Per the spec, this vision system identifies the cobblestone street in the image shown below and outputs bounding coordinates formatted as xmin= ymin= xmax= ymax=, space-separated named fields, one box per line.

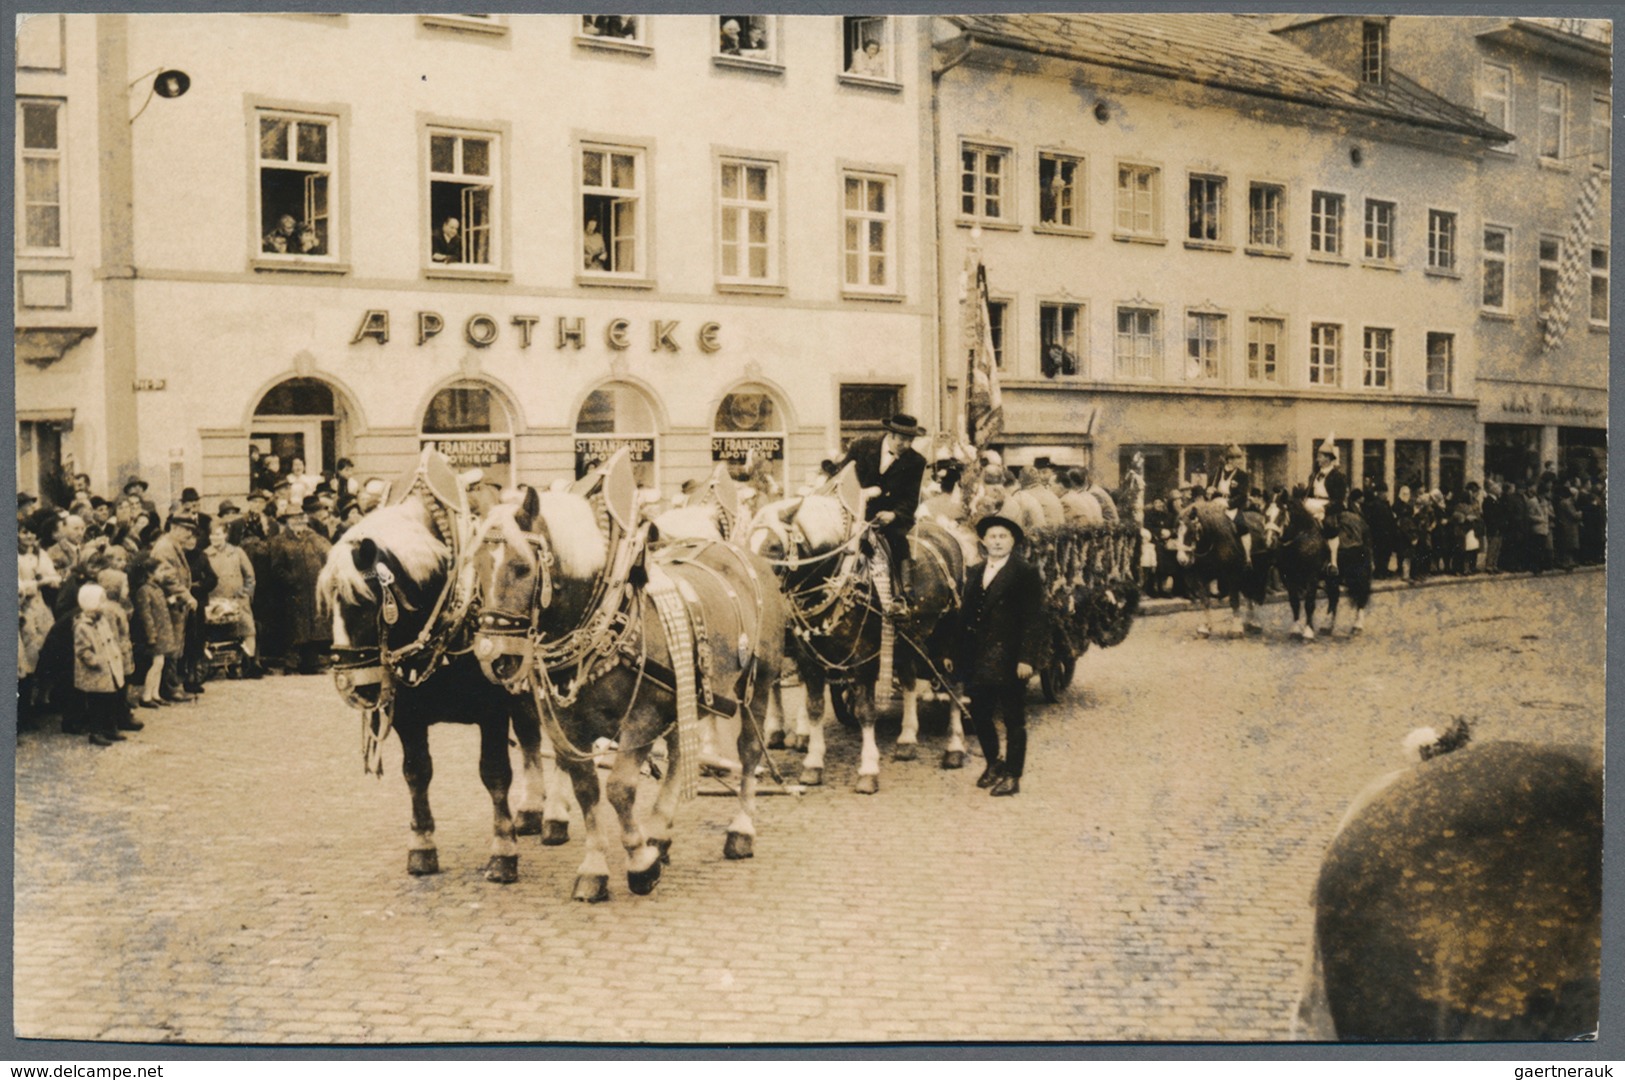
xmin=13 ymin=570 xmax=1605 ymax=1046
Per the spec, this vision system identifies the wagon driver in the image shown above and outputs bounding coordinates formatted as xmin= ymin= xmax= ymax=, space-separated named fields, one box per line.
xmin=837 ymin=412 xmax=928 ymax=616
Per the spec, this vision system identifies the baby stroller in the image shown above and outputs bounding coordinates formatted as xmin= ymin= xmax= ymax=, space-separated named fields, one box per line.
xmin=202 ymin=597 xmax=250 ymax=680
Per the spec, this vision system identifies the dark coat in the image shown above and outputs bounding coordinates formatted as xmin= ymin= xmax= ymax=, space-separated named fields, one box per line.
xmin=267 ymin=528 xmax=333 ymax=647
xmin=841 ymin=434 xmax=926 ymax=529
xmin=1214 ymin=466 xmax=1250 ymax=512
xmin=134 ymin=581 xmax=181 ymax=657
xmin=958 ymin=554 xmax=1046 ymax=686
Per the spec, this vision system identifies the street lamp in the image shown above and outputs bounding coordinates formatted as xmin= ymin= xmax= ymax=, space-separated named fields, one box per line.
xmin=128 ymin=66 xmax=190 ymax=124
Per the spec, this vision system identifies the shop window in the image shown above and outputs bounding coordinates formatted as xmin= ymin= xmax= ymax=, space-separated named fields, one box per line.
xmin=18 ymin=99 xmax=64 ymax=252
xmin=1484 ymin=424 xmax=1541 ymax=487
xmin=579 ymin=16 xmax=642 ymax=44
xmin=1482 ymin=226 xmax=1509 ymax=312
xmin=1539 ymin=77 xmax=1568 ymax=161
xmin=428 ymin=129 xmax=497 ymax=267
xmin=960 ymin=143 xmax=1011 ymax=223
xmin=1184 ymin=311 xmax=1226 ymax=382
xmin=1247 ymin=182 xmax=1285 ymax=251
xmin=842 ymin=16 xmax=893 ymax=81
xmin=1361 ymin=440 xmax=1387 ymax=492
xmin=1439 ymin=441 xmax=1467 ymax=496
xmin=718 ymin=158 xmax=778 ymax=286
xmin=1308 ymin=323 xmax=1341 ymax=387
xmin=1038 ymin=152 xmax=1083 ymax=231
xmin=1360 ymin=21 xmax=1387 ymax=86
xmin=842 ymin=171 xmax=895 ymax=294
xmin=1115 ymin=163 xmax=1160 ymax=239
xmin=716 ymin=15 xmax=777 ymax=64
xmin=581 ymin=143 xmax=645 ymax=277
xmin=1426 ymin=332 xmax=1454 ymax=394
xmin=713 ymin=384 xmax=787 ymax=493
xmin=1039 ymin=302 xmax=1082 ymax=378
xmin=1362 ymin=198 xmax=1395 ymax=263
xmin=258 ymin=110 xmax=335 ymax=259
xmin=1539 ymin=234 xmax=1562 ymax=318
xmin=1427 ymin=210 xmax=1457 ymax=272
xmin=1114 ymin=306 xmax=1159 ymax=379
xmin=1187 ymin=174 xmax=1226 ymax=244
xmin=1309 ymin=191 xmax=1344 ymax=257
xmin=1479 ymin=62 xmax=1513 ymax=146
xmin=1590 ymin=247 xmax=1609 ymax=325
xmin=575 ymin=382 xmax=658 ymax=488
xmin=1246 ymin=317 xmax=1282 ymax=384
xmin=838 ymin=383 xmax=902 ymax=449
xmin=1362 ymin=327 xmax=1392 ymax=389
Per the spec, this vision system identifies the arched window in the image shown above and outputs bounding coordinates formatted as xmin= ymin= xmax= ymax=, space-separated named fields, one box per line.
xmin=712 ymin=383 xmax=787 ymax=494
xmin=420 ymin=379 xmax=514 ymax=487
xmin=250 ymin=377 xmax=351 ymax=491
xmin=574 ymin=381 xmax=658 ymax=488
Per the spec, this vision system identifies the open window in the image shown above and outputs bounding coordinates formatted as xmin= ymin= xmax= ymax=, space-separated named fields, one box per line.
xmin=258 ymin=110 xmax=335 ymax=259
xmin=715 ymin=15 xmax=778 ymax=65
xmin=842 ymin=16 xmax=894 ymax=82
xmin=428 ymin=130 xmax=496 ymax=267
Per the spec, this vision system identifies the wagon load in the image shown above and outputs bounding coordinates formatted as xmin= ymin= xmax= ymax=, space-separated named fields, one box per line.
xmin=1023 ymin=521 xmax=1141 ymax=701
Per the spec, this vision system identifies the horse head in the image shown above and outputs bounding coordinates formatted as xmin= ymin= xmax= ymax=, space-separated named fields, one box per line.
xmin=317 ymin=499 xmax=451 ymax=710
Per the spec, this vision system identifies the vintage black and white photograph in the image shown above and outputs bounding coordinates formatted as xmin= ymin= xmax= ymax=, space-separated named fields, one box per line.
xmin=11 ymin=10 xmax=1611 ymax=1048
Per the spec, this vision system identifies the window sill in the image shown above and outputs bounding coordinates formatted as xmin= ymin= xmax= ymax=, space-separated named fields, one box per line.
xmin=575 ymin=36 xmax=652 ymax=57
xmin=1589 ymin=322 xmax=1610 ymax=333
xmin=1306 ymin=253 xmax=1350 ymax=267
xmin=1244 ymin=245 xmax=1292 ymax=260
xmin=1538 ymin=157 xmax=1571 ymax=173
xmin=425 ymin=266 xmax=513 ymax=284
xmin=419 ymin=15 xmax=507 ymax=36
xmin=576 ymin=273 xmax=656 ymax=290
xmin=838 ymin=73 xmax=902 ymax=93
xmin=956 ymin=218 xmax=1020 ymax=232
xmin=716 ymin=281 xmax=788 ymax=297
xmin=252 ymin=258 xmax=349 ymax=276
xmin=16 ymin=249 xmax=73 ymax=261
xmin=1424 ymin=266 xmax=1462 ymax=280
xmin=1113 ymin=232 xmax=1167 ymax=246
xmin=840 ymin=289 xmax=904 ymax=303
xmin=1033 ymin=225 xmax=1092 ymax=239
xmin=1361 ymin=260 xmax=1402 ymax=272
xmin=713 ymin=55 xmax=785 ymax=75
xmin=1184 ymin=240 xmax=1235 ymax=253
xmin=1479 ymin=310 xmax=1515 ymax=322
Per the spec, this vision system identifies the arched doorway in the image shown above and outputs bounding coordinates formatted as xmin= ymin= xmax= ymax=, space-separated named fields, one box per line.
xmin=250 ymin=377 xmax=352 ymax=491
xmin=574 ymin=381 xmax=658 ymax=488
xmin=712 ymin=382 xmax=787 ymax=493
xmin=419 ymin=379 xmax=515 ymax=487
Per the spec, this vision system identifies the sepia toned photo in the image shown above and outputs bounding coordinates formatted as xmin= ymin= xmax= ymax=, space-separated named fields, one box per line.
xmin=11 ymin=10 xmax=1610 ymax=1049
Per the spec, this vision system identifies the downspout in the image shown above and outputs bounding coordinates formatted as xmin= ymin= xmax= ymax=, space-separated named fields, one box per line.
xmin=930 ymin=31 xmax=976 ymax=437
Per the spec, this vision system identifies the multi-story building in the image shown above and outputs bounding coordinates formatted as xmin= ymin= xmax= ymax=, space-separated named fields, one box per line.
xmin=931 ymin=13 xmax=1512 ymax=498
xmin=15 ymin=13 xmax=936 ymax=506
xmin=1319 ymin=15 xmax=1609 ymax=486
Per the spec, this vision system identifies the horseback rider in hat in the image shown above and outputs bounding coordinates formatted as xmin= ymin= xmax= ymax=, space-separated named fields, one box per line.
xmin=837 ymin=412 xmax=928 ymax=616
xmin=1309 ymin=435 xmax=1348 ymax=571
xmin=1215 ymin=443 xmax=1255 ymax=566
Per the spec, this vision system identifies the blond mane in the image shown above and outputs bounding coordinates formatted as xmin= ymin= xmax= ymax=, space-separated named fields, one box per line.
xmin=317 ymin=500 xmax=449 ymax=611
xmin=479 ymin=492 xmax=608 ymax=580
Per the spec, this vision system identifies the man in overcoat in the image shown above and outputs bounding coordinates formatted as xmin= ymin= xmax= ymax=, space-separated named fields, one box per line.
xmin=266 ymin=504 xmax=332 ymax=675
xmin=956 ymin=514 xmax=1046 ymax=797
xmin=837 ymin=412 xmax=928 ymax=613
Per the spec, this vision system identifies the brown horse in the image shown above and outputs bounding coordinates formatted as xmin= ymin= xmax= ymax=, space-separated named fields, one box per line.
xmin=470 ymin=479 xmax=787 ymax=901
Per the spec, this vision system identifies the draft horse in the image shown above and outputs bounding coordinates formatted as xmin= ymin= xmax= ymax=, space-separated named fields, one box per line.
xmin=470 ymin=460 xmax=787 ymax=902
xmin=1275 ymin=490 xmax=1331 ymax=641
xmin=1175 ymin=502 xmax=1261 ymax=638
xmin=1296 ymin=736 xmax=1601 ymax=1040
xmin=316 ymin=472 xmax=571 ymax=884
xmin=746 ymin=480 xmax=968 ymax=795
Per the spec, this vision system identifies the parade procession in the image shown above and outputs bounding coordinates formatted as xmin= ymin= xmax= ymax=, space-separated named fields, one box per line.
xmin=13 ymin=12 xmax=1608 ymax=1048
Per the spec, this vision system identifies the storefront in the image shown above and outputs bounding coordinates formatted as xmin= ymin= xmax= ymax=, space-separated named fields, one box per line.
xmin=1479 ymin=381 xmax=1608 ymax=486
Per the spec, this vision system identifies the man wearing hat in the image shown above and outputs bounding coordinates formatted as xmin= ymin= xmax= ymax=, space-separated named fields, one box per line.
xmin=1213 ymin=444 xmax=1256 ymax=565
xmin=149 ymin=511 xmax=201 ymax=701
xmin=1309 ymin=435 xmax=1348 ymax=570
xmin=266 ymin=499 xmax=333 ymax=675
xmin=123 ymin=476 xmax=159 ymax=520
xmin=957 ymin=514 xmax=1045 ymax=797
xmin=836 ymin=413 xmax=929 ymax=614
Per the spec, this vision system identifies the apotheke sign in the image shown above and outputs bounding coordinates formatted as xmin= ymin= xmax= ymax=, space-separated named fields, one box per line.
xmin=353 ymin=310 xmax=722 ymax=353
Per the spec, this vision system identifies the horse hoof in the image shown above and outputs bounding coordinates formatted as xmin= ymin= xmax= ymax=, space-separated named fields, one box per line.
xmin=893 ymin=742 xmax=918 ymax=762
xmin=407 ymin=850 xmax=440 ymax=876
xmin=941 ymin=750 xmax=965 ymax=770
xmin=723 ymin=831 xmax=755 ymax=860
xmin=766 ymin=730 xmax=785 ymax=750
xmin=540 ymin=819 xmax=570 ymax=846
xmin=572 ymin=874 xmax=611 ymax=903
xmin=854 ymin=774 xmax=879 ymax=796
xmin=484 ymin=854 xmax=519 ymax=884
xmin=799 ymin=766 xmax=823 ymax=786
xmin=1302 ymin=627 xmax=1316 ymax=641
xmin=514 ymin=810 xmax=543 ymax=836
xmin=626 ymin=856 xmax=663 ymax=896
xmin=653 ymin=837 xmax=673 ymax=865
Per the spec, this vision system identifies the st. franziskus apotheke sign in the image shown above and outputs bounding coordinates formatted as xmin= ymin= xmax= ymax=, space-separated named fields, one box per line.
xmin=351 ymin=309 xmax=723 ymax=353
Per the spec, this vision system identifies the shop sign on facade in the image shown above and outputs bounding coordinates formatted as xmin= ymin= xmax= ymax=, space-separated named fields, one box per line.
xmin=575 ymin=437 xmax=654 ymax=477
xmin=354 ymin=310 xmax=721 ymax=353
xmin=421 ymin=438 xmax=511 ymax=469
xmin=1486 ymin=388 xmax=1607 ymax=424
xmin=711 ymin=435 xmax=784 ymax=463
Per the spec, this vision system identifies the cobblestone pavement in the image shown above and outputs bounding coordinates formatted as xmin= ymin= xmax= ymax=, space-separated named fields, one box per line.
xmin=13 ymin=570 xmax=1605 ymax=1046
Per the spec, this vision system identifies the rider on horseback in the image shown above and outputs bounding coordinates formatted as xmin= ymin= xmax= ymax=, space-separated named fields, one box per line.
xmin=1214 ymin=443 xmax=1255 ymax=566
xmin=1308 ymin=436 xmax=1348 ymax=575
xmin=837 ymin=413 xmax=928 ymax=617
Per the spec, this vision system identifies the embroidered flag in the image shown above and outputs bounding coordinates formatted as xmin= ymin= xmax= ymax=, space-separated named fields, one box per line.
xmin=964 ymin=257 xmax=1005 ymax=452
xmin=1542 ymin=168 xmax=1607 ymax=354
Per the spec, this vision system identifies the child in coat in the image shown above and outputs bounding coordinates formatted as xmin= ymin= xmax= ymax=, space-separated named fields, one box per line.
xmin=73 ymin=583 xmax=127 ymax=747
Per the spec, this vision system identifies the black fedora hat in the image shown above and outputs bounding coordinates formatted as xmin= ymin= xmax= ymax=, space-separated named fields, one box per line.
xmin=882 ymin=413 xmax=926 ymax=437
xmin=974 ymin=513 xmax=1025 ymax=547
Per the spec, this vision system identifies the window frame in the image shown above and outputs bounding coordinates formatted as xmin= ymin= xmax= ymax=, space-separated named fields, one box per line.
xmin=1538 ymin=232 xmax=1563 ymax=320
xmin=1539 ymin=76 xmax=1569 ymax=164
xmin=577 ymin=136 xmax=654 ymax=288
xmin=1589 ymin=246 xmax=1609 ymax=327
xmin=958 ymin=140 xmax=1016 ymax=228
xmin=1425 ymin=331 xmax=1455 ymax=395
xmin=1362 ymin=197 xmax=1398 ymax=266
xmin=1481 ymin=224 xmax=1511 ymax=315
xmin=1037 ymin=299 xmax=1086 ymax=380
xmin=839 ymin=166 xmax=900 ymax=299
xmin=1246 ymin=181 xmax=1288 ymax=255
xmin=840 ymin=16 xmax=899 ymax=87
xmin=1114 ymin=160 xmax=1163 ymax=243
xmin=1035 ymin=149 xmax=1088 ymax=236
xmin=1245 ymin=315 xmax=1285 ymax=385
xmin=1113 ymin=303 xmax=1162 ymax=380
xmin=1308 ymin=321 xmax=1343 ymax=388
xmin=1593 ymin=93 xmax=1612 ymax=172
xmin=1361 ymin=20 xmax=1388 ymax=86
xmin=16 ymin=97 xmax=67 ymax=257
xmin=1183 ymin=309 xmax=1229 ymax=383
xmin=422 ymin=121 xmax=508 ymax=278
xmin=1426 ymin=208 xmax=1458 ymax=274
xmin=1479 ymin=61 xmax=1514 ymax=152
xmin=419 ymin=13 xmax=509 ymax=36
xmin=250 ymin=102 xmax=346 ymax=273
xmin=16 ymin=14 xmax=65 ymax=72
xmin=986 ymin=296 xmax=1011 ymax=370
xmin=576 ymin=16 xmax=651 ymax=57
xmin=1361 ymin=326 xmax=1393 ymax=390
xmin=714 ymin=15 xmax=784 ymax=72
xmin=714 ymin=150 xmax=785 ymax=293
xmin=1185 ymin=172 xmax=1228 ymax=249
xmin=1308 ymin=189 xmax=1346 ymax=261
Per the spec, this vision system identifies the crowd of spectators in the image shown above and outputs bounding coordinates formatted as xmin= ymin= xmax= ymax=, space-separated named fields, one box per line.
xmin=16 ymin=459 xmax=388 ymax=745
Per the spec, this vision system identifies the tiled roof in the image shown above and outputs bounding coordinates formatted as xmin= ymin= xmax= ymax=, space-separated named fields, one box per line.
xmin=946 ymin=13 xmax=1510 ymax=142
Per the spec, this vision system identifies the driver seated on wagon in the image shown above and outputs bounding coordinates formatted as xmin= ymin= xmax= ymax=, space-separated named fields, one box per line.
xmin=835 ymin=412 xmax=929 ymax=618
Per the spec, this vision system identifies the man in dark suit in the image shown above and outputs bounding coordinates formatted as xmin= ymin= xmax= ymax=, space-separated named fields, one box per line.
xmin=839 ymin=412 xmax=928 ymax=613
xmin=1309 ymin=437 xmax=1349 ymax=571
xmin=1214 ymin=443 xmax=1254 ymax=565
xmin=956 ymin=514 xmax=1046 ymax=797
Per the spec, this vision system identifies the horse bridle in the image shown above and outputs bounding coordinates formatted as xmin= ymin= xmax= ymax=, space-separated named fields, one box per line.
xmin=332 ymin=558 xmax=465 ymax=712
xmin=474 ymin=528 xmax=556 ymax=692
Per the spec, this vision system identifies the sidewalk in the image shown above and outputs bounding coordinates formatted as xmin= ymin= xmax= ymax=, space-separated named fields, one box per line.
xmin=1135 ymin=560 xmax=1605 ymax=618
